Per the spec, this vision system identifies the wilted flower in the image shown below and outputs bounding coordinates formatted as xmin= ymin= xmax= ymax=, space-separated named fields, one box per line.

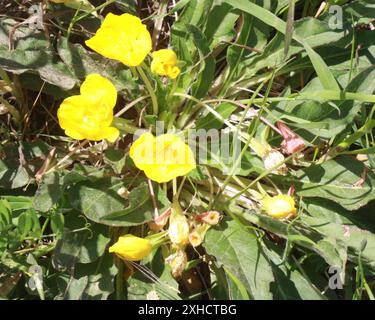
xmin=188 ymin=231 xmax=202 ymax=247
xmin=129 ymin=132 xmax=196 ymax=183
xmin=262 ymin=149 xmax=288 ymax=175
xmin=109 ymin=234 xmax=152 ymax=261
xmin=189 ymin=224 xmax=210 ymax=247
xmin=277 ymin=122 xmax=305 ymax=155
xmin=151 ymin=49 xmax=180 ymax=79
xmin=166 ymin=250 xmax=187 ymax=278
xmin=262 ymin=194 xmax=297 ymax=219
xmin=86 ymin=13 xmax=152 ymax=67
xmin=57 ymin=74 xmax=119 ymax=142
xmin=196 ymin=211 xmax=221 ymax=225
xmin=117 ymin=187 xmax=130 ymax=199
xmin=149 ymin=208 xmax=171 ymax=231
xmin=168 ymin=210 xmax=190 ymax=247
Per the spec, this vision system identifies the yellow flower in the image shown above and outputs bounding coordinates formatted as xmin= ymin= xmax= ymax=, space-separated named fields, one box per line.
xmin=262 ymin=194 xmax=297 ymax=219
xmin=57 ymin=74 xmax=119 ymax=142
xmin=129 ymin=132 xmax=196 ymax=183
xmin=168 ymin=211 xmax=190 ymax=247
xmin=109 ymin=234 xmax=152 ymax=261
xmin=85 ymin=13 xmax=152 ymax=67
xmin=151 ymin=49 xmax=181 ymax=79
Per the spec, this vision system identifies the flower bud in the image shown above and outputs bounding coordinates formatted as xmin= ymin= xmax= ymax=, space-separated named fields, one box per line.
xmin=196 ymin=211 xmax=221 ymax=225
xmin=117 ymin=187 xmax=130 ymax=199
xmin=277 ymin=122 xmax=305 ymax=155
xmin=261 ymin=194 xmax=297 ymax=219
xmin=109 ymin=234 xmax=152 ymax=261
xmin=149 ymin=208 xmax=171 ymax=232
xmin=262 ymin=149 xmax=288 ymax=175
xmin=168 ymin=210 xmax=190 ymax=247
xmin=151 ymin=49 xmax=181 ymax=79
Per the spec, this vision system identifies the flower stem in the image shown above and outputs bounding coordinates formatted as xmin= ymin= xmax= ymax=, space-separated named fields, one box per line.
xmin=136 ymin=65 xmax=159 ymax=115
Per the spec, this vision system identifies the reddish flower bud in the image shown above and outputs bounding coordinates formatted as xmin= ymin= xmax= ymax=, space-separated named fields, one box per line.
xmin=277 ymin=122 xmax=305 ymax=155
xmin=196 ymin=211 xmax=221 ymax=225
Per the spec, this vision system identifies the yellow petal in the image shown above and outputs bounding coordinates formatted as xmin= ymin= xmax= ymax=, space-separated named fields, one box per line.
xmin=108 ymin=234 xmax=152 ymax=261
xmin=262 ymin=194 xmax=297 ymax=219
xmin=80 ymin=73 xmax=117 ymax=108
xmin=151 ymin=49 xmax=180 ymax=79
xmin=168 ymin=66 xmax=181 ymax=79
xmin=57 ymin=74 xmax=118 ymax=142
xmin=102 ymin=126 xmax=120 ymax=143
xmin=85 ymin=13 xmax=152 ymax=67
xmin=129 ymin=132 xmax=156 ymax=171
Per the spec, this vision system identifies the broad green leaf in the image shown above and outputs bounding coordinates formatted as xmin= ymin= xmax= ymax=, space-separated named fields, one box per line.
xmin=204 ymin=218 xmax=274 ymax=299
xmin=127 ymin=248 xmax=180 ymax=300
xmin=56 ymin=253 xmax=116 ymax=300
xmin=52 ymin=213 xmax=110 ymax=269
xmin=57 ymin=38 xmax=136 ymax=92
xmin=33 ymin=172 xmax=63 ymax=213
xmin=275 ymin=156 xmax=375 ymax=211
xmin=302 ymin=199 xmax=375 ymax=269
xmin=204 ymin=2 xmax=238 ymax=49
xmin=0 ymin=20 xmax=76 ymax=89
xmin=263 ymin=240 xmax=327 ymax=300
xmin=67 ymin=178 xmax=169 ymax=227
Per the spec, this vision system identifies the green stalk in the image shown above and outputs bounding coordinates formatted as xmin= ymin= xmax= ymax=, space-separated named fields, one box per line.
xmin=136 ymin=65 xmax=159 ymax=115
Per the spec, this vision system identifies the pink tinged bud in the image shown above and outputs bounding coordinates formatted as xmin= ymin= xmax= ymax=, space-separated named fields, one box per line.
xmin=196 ymin=211 xmax=221 ymax=225
xmin=287 ymin=185 xmax=295 ymax=197
xmin=277 ymin=122 xmax=305 ymax=155
xmin=149 ymin=208 xmax=171 ymax=231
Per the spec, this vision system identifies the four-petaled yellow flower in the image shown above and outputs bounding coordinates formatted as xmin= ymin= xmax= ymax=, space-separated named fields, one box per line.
xmin=262 ymin=194 xmax=297 ymax=219
xmin=151 ymin=49 xmax=181 ymax=79
xmin=109 ymin=234 xmax=152 ymax=261
xmin=57 ymin=74 xmax=119 ymax=142
xmin=85 ymin=13 xmax=152 ymax=67
xmin=129 ymin=132 xmax=196 ymax=183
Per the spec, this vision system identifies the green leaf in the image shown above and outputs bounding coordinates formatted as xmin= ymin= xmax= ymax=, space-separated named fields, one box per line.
xmin=204 ymin=218 xmax=274 ymax=299
xmin=67 ymin=178 xmax=169 ymax=227
xmin=302 ymin=199 xmax=375 ymax=269
xmin=56 ymin=253 xmax=116 ymax=300
xmin=0 ymin=160 xmax=29 ymax=190
xmin=224 ymin=0 xmax=340 ymax=91
xmin=196 ymin=103 xmax=237 ymax=130
xmin=276 ymin=156 xmax=375 ymax=210
xmin=204 ymin=2 xmax=238 ymax=49
xmin=33 ymin=172 xmax=63 ymax=213
xmin=189 ymin=25 xmax=216 ymax=99
xmin=0 ymin=20 xmax=76 ymax=89
xmin=51 ymin=212 xmax=65 ymax=236
xmin=57 ymin=38 xmax=136 ymax=92
xmin=127 ymin=248 xmax=180 ymax=300
xmin=52 ymin=212 xmax=110 ymax=269
xmin=263 ymin=240 xmax=327 ymax=300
